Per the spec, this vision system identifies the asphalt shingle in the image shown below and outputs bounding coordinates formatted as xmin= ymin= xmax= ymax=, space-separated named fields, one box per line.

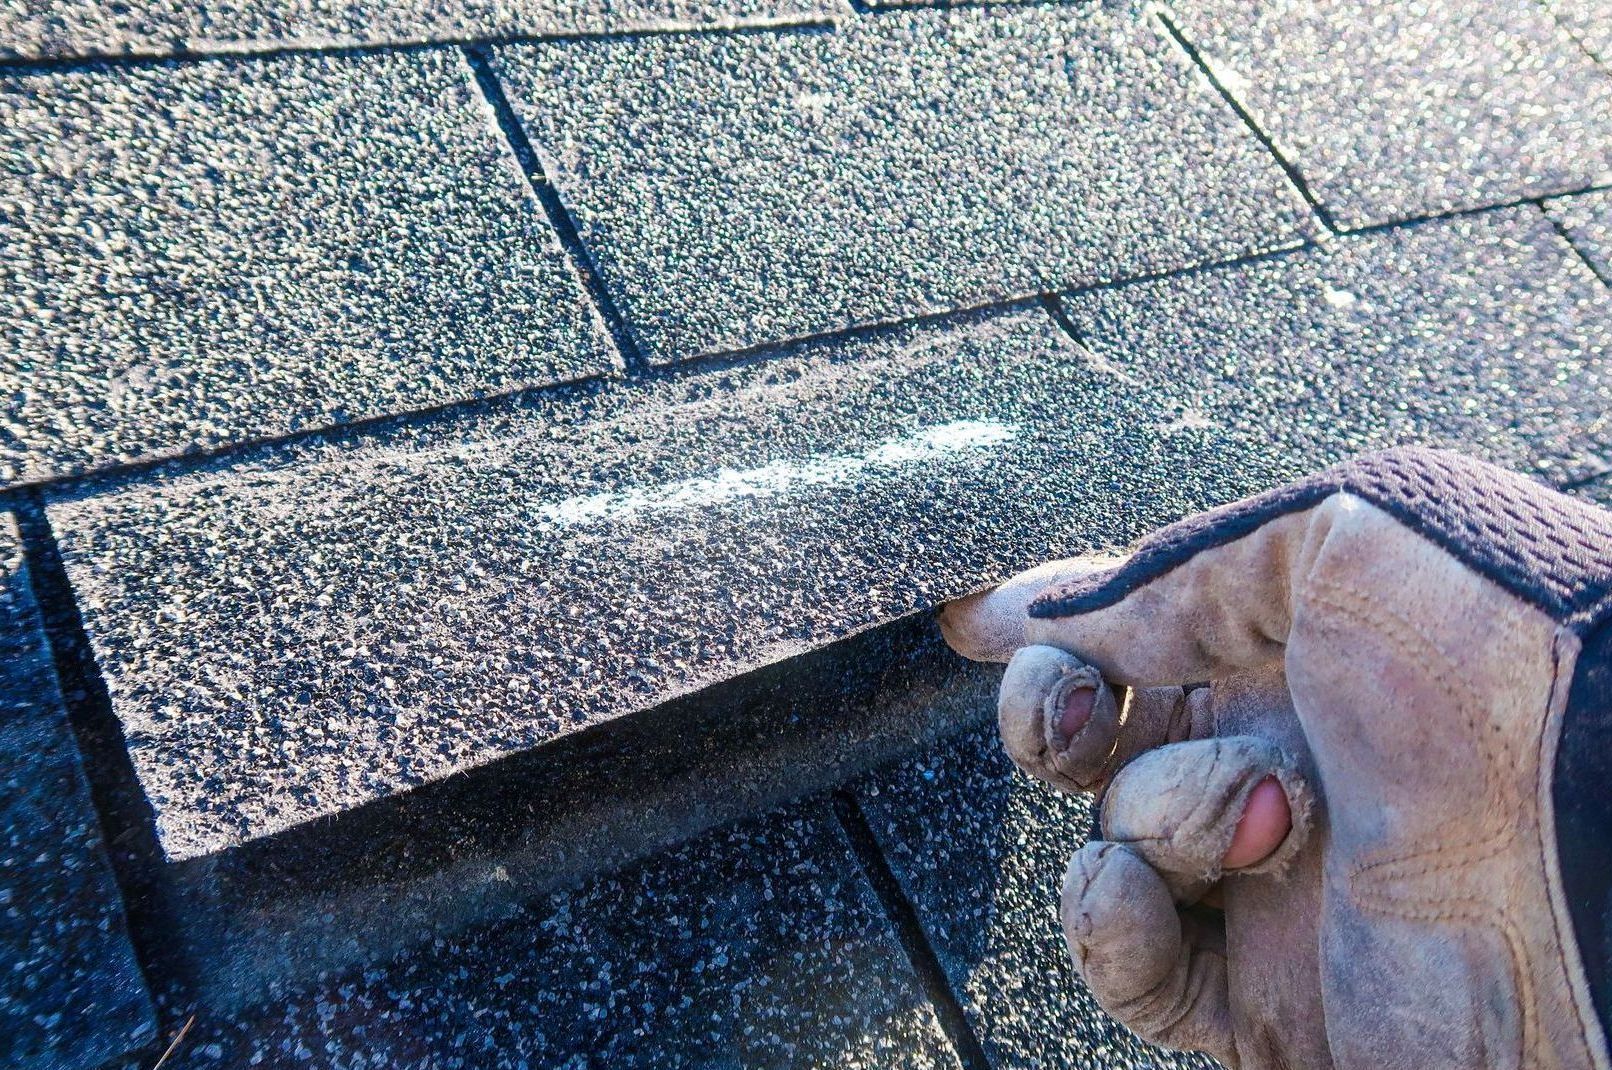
xmin=48 ymin=201 xmax=1612 ymax=863
xmin=1059 ymin=207 xmax=1612 ymax=483
xmin=490 ymin=6 xmax=1315 ymax=363
xmin=170 ymin=802 xmax=960 ymax=1070
xmin=0 ymin=514 xmax=156 ymax=1070
xmin=1547 ymin=187 xmax=1612 ymax=281
xmin=0 ymin=48 xmax=616 ymax=489
xmin=0 ymin=0 xmax=847 ymax=61
xmin=1553 ymin=1 xmax=1612 ymax=66
xmin=1578 ymin=477 xmax=1612 ymax=509
xmin=1169 ymin=0 xmax=1612 ymax=229
xmin=47 ymin=305 xmax=1303 ymax=860
xmin=857 ymin=725 xmax=1215 ymax=1070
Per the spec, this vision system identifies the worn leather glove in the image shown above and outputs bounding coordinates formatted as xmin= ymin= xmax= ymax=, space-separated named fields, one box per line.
xmin=939 ymin=447 xmax=1612 ymax=1070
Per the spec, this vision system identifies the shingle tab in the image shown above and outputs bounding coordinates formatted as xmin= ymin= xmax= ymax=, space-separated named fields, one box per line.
xmin=1170 ymin=0 xmax=1612 ymax=229
xmin=177 ymin=803 xmax=961 ymax=1069
xmin=48 ymin=200 xmax=1612 ymax=861
xmin=857 ymin=726 xmax=1214 ymax=1070
xmin=48 ymin=306 xmax=1309 ymax=860
xmin=490 ymin=6 xmax=1315 ymax=363
xmin=0 ymin=0 xmax=847 ymax=61
xmin=1060 ymin=208 xmax=1612 ymax=484
xmin=0 ymin=515 xmax=156 ymax=1070
xmin=0 ymin=49 xmax=617 ymax=488
xmin=1547 ymin=188 xmax=1612 ymax=281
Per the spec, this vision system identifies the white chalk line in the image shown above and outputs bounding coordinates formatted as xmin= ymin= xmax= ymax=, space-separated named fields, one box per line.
xmin=536 ymin=418 xmax=1017 ymax=529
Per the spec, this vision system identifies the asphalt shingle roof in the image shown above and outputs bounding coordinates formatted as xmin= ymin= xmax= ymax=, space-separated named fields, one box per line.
xmin=48 ymin=304 xmax=1294 ymax=860
xmin=0 ymin=0 xmax=847 ymax=60
xmin=0 ymin=49 xmax=616 ymax=486
xmin=490 ymin=7 xmax=1314 ymax=361
xmin=169 ymin=802 xmax=964 ymax=1069
xmin=1173 ymin=0 xmax=1612 ymax=228
xmin=0 ymin=515 xmax=154 ymax=1070
xmin=45 ymin=202 xmax=1612 ymax=866
xmin=3 ymin=0 xmax=1612 ymax=1065
xmin=1059 ymin=207 xmax=1612 ymax=482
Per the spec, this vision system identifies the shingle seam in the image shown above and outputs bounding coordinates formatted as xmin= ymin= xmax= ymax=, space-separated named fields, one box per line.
xmin=1335 ymin=185 xmax=1612 ymax=238
xmin=23 ymin=296 xmax=1048 ymax=500
xmin=9 ymin=361 xmax=624 ymax=500
xmin=8 ymin=196 xmax=1605 ymax=498
xmin=1152 ymin=8 xmax=1338 ymax=235
xmin=832 ymin=789 xmax=994 ymax=1070
xmin=1039 ymin=292 xmax=1091 ymax=348
xmin=1541 ymin=199 xmax=1612 ymax=287
xmin=461 ymin=45 xmax=652 ymax=376
xmin=10 ymin=492 xmax=183 ymax=1027
xmin=1053 ymin=240 xmax=1305 ymax=301
xmin=0 ymin=16 xmax=842 ymax=73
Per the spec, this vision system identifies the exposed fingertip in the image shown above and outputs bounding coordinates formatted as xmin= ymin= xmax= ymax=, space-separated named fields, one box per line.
xmin=1058 ymin=683 xmax=1096 ymax=739
xmin=1222 ymin=776 xmax=1291 ymax=870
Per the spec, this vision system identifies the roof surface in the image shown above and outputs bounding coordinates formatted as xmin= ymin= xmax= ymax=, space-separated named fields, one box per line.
xmin=2 ymin=0 xmax=1610 ymax=1066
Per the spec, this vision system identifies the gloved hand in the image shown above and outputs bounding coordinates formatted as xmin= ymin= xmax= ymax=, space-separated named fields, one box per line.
xmin=939 ymin=448 xmax=1612 ymax=1070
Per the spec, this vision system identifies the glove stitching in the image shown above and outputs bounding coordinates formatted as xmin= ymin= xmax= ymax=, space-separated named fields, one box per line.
xmin=1306 ymin=579 xmax=1535 ymax=1067
xmin=1307 ymin=579 xmax=1516 ymax=869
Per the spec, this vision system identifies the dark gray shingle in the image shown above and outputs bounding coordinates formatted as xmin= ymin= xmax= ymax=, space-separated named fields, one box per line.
xmin=0 ymin=0 xmax=847 ymax=61
xmin=491 ymin=6 xmax=1315 ymax=362
xmin=47 ymin=305 xmax=1297 ymax=860
xmin=1060 ymin=207 xmax=1612 ymax=483
xmin=167 ymin=802 xmax=960 ymax=1070
xmin=0 ymin=48 xmax=617 ymax=488
xmin=857 ymin=725 xmax=1216 ymax=1070
xmin=0 ymin=514 xmax=156 ymax=1070
xmin=1170 ymin=0 xmax=1612 ymax=229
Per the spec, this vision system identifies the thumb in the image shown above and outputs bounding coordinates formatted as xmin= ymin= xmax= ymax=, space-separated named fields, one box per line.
xmin=1025 ymin=493 xmax=1337 ymax=687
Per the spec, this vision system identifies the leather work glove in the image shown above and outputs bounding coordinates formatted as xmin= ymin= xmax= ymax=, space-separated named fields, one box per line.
xmin=938 ymin=447 xmax=1612 ymax=1070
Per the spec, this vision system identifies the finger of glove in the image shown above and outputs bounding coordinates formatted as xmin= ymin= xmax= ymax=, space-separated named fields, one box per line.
xmin=1025 ymin=503 xmax=1330 ymax=687
xmin=997 ymin=645 xmax=1208 ymax=793
xmin=1099 ymin=736 xmax=1313 ymax=903
xmin=1061 ymin=841 xmax=1237 ymax=1066
xmin=939 ymin=555 xmax=1124 ymax=663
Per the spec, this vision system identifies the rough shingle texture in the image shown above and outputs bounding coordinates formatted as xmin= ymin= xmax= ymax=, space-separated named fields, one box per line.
xmin=858 ymin=725 xmax=1215 ymax=1070
xmin=1059 ymin=208 xmax=1612 ymax=484
xmin=49 ymin=200 xmax=1612 ymax=862
xmin=48 ymin=306 xmax=1306 ymax=860
xmin=0 ymin=49 xmax=616 ymax=488
xmin=169 ymin=803 xmax=959 ymax=1070
xmin=491 ymin=6 xmax=1314 ymax=362
xmin=1548 ymin=188 xmax=1612 ymax=280
xmin=1553 ymin=0 xmax=1612 ymax=66
xmin=0 ymin=0 xmax=847 ymax=61
xmin=0 ymin=515 xmax=156 ymax=1070
xmin=1171 ymin=0 xmax=1612 ymax=229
